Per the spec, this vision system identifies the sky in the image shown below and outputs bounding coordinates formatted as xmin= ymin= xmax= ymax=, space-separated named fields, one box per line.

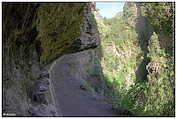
xmin=96 ymin=2 xmax=125 ymax=18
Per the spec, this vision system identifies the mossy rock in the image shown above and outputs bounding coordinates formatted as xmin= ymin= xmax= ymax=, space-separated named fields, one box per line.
xmin=37 ymin=3 xmax=86 ymax=64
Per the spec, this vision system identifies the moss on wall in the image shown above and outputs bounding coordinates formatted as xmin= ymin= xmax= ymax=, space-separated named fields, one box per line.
xmin=97 ymin=2 xmax=175 ymax=116
xmin=3 ymin=3 xmax=99 ymax=116
xmin=37 ymin=3 xmax=86 ymax=64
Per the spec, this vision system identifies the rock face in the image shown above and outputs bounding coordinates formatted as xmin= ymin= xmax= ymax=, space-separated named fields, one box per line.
xmin=71 ymin=5 xmax=100 ymax=51
xmin=123 ymin=2 xmax=153 ymax=81
xmin=3 ymin=3 xmax=100 ymax=116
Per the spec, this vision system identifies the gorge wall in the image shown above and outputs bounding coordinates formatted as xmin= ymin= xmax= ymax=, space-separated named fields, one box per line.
xmin=3 ymin=3 xmax=100 ymax=116
xmin=94 ymin=2 xmax=175 ymax=116
xmin=2 ymin=2 xmax=175 ymax=117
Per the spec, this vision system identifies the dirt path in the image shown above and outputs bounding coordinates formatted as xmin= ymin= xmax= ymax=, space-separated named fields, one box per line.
xmin=49 ymin=56 xmax=118 ymax=116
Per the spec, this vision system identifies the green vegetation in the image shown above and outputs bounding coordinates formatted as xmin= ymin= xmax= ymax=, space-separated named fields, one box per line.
xmin=3 ymin=2 xmax=174 ymax=116
xmin=37 ymin=3 xmax=86 ymax=64
xmin=141 ymin=3 xmax=174 ymax=55
xmin=142 ymin=3 xmax=174 ymax=36
xmin=95 ymin=2 xmax=174 ymax=116
xmin=96 ymin=15 xmax=144 ymax=114
xmin=123 ymin=2 xmax=137 ymax=27
xmin=80 ymin=79 xmax=95 ymax=92
xmin=119 ymin=33 xmax=175 ymax=116
xmin=145 ymin=32 xmax=175 ymax=116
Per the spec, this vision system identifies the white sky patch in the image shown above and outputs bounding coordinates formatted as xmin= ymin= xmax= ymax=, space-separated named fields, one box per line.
xmin=111 ymin=6 xmax=119 ymax=15
xmin=96 ymin=2 xmax=125 ymax=18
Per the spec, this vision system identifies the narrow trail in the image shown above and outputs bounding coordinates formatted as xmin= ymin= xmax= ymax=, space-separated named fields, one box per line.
xmin=49 ymin=56 xmax=118 ymax=116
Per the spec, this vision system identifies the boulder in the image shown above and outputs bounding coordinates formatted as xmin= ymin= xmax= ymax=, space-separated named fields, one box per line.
xmin=28 ymin=104 xmax=56 ymax=116
xmin=39 ymin=71 xmax=50 ymax=79
xmin=29 ymin=78 xmax=49 ymax=104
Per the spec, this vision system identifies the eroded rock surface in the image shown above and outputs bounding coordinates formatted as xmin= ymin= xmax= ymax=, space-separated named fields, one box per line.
xmin=3 ymin=3 xmax=100 ymax=116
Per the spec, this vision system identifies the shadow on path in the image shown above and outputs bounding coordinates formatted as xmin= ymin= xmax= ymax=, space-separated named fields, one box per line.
xmin=50 ymin=52 xmax=118 ymax=116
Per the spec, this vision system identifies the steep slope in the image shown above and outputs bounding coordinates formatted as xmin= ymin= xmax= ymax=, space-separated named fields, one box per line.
xmin=3 ymin=2 xmax=175 ymax=117
xmin=95 ymin=2 xmax=175 ymax=116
